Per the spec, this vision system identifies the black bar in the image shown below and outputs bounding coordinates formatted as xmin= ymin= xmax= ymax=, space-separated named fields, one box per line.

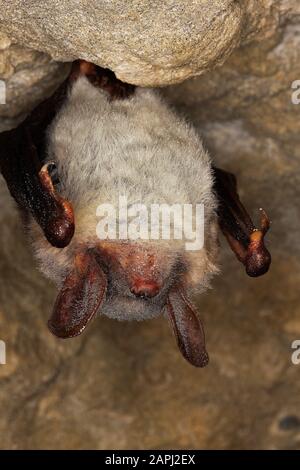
xmin=0 ymin=450 xmax=298 ymax=466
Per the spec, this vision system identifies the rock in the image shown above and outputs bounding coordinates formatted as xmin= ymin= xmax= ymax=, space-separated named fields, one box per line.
xmin=0 ymin=1 xmax=300 ymax=451
xmin=0 ymin=44 xmax=70 ymax=131
xmin=0 ymin=31 xmax=11 ymax=51
xmin=0 ymin=0 xmax=298 ymax=86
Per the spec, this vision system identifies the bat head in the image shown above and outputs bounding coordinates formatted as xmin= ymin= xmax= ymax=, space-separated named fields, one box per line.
xmin=31 ymin=192 xmax=219 ymax=367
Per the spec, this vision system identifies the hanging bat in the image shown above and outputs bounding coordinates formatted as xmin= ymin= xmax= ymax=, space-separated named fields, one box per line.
xmin=0 ymin=60 xmax=271 ymax=367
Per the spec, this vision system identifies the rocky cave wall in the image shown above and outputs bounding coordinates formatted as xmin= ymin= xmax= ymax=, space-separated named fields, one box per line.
xmin=0 ymin=0 xmax=300 ymax=450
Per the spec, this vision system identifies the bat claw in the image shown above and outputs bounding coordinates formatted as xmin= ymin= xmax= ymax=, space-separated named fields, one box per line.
xmin=259 ymin=207 xmax=271 ymax=234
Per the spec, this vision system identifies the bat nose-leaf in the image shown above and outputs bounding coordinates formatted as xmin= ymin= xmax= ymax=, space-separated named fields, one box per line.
xmin=130 ymin=279 xmax=160 ymax=299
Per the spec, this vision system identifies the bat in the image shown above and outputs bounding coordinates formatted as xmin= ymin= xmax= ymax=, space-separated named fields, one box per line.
xmin=0 ymin=60 xmax=271 ymax=367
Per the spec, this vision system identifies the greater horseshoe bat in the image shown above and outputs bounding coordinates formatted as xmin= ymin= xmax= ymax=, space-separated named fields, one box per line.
xmin=0 ymin=60 xmax=271 ymax=367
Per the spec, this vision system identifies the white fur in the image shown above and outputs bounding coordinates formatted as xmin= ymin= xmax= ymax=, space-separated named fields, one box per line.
xmin=29 ymin=77 xmax=219 ymax=320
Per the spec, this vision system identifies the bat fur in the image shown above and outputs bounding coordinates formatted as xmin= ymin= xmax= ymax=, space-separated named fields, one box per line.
xmin=30 ymin=76 xmax=219 ymax=322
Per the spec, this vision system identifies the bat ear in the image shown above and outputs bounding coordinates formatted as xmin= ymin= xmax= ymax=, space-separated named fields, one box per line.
xmin=166 ymin=285 xmax=209 ymax=368
xmin=48 ymin=250 xmax=107 ymax=338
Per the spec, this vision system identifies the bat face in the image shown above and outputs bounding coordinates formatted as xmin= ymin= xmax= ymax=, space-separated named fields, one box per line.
xmin=95 ymin=241 xmax=178 ymax=321
xmin=32 ymin=203 xmax=218 ymax=369
xmin=38 ymin=235 xmax=216 ymax=368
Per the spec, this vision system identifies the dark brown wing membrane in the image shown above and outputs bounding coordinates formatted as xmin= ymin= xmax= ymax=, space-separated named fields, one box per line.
xmin=0 ymin=77 xmax=74 ymax=248
xmin=213 ymin=166 xmax=271 ymax=277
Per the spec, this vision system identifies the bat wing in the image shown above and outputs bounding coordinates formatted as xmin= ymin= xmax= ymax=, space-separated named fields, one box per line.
xmin=0 ymin=77 xmax=75 ymax=248
xmin=213 ymin=166 xmax=271 ymax=277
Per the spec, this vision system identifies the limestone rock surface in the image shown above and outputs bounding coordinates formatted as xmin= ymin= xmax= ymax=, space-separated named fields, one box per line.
xmin=0 ymin=0 xmax=298 ymax=86
xmin=0 ymin=1 xmax=300 ymax=451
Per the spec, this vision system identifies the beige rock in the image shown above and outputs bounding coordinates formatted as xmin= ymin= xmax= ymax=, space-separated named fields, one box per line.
xmin=0 ymin=1 xmax=300 ymax=451
xmin=0 ymin=44 xmax=70 ymax=131
xmin=0 ymin=0 xmax=298 ymax=86
xmin=0 ymin=31 xmax=11 ymax=50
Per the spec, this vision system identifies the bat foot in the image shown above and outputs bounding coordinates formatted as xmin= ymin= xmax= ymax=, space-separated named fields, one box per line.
xmin=70 ymin=60 xmax=135 ymax=99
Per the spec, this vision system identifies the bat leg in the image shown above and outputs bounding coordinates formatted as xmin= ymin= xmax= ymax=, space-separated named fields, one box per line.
xmin=213 ymin=166 xmax=271 ymax=277
xmin=70 ymin=59 xmax=136 ymax=99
